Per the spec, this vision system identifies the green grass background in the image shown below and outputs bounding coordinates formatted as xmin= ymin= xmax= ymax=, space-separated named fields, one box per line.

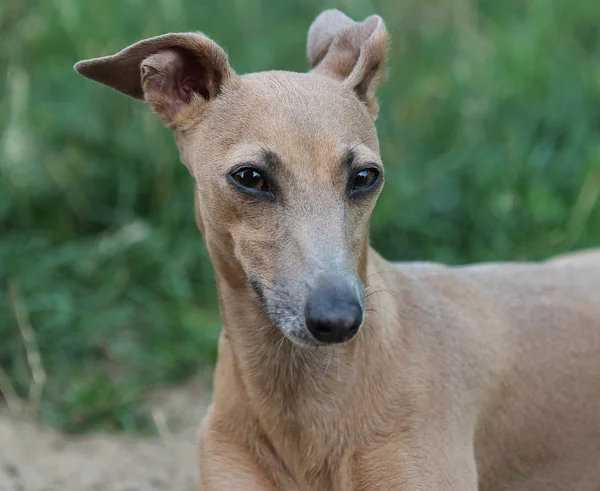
xmin=1 ymin=0 xmax=599 ymax=433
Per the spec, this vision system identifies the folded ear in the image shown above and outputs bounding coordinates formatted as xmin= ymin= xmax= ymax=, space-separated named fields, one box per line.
xmin=307 ymin=10 xmax=389 ymax=118
xmin=74 ymin=33 xmax=236 ymax=128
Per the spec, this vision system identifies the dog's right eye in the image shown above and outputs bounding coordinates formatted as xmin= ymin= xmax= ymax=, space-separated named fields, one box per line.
xmin=231 ymin=168 xmax=269 ymax=192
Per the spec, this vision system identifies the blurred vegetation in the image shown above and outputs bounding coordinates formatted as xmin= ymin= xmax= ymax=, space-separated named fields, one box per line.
xmin=1 ymin=0 xmax=599 ymax=434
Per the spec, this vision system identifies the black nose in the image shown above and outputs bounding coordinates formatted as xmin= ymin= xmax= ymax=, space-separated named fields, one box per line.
xmin=305 ymin=282 xmax=364 ymax=344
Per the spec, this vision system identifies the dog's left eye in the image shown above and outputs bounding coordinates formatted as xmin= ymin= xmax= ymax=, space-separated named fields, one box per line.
xmin=352 ymin=168 xmax=379 ymax=190
xmin=231 ymin=168 xmax=270 ymax=192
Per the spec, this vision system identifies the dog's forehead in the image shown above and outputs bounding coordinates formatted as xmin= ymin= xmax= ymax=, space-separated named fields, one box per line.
xmin=198 ymin=71 xmax=377 ymax=151
xmin=179 ymin=71 xmax=381 ymax=177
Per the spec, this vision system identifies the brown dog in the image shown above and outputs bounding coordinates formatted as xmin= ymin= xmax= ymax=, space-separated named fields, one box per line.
xmin=75 ymin=9 xmax=600 ymax=491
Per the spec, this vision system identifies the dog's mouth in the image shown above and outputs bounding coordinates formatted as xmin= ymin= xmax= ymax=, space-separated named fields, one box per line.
xmin=250 ymin=277 xmax=365 ymax=347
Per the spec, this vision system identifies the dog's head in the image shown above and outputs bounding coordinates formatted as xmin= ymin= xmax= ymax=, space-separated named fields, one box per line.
xmin=75 ymin=10 xmax=389 ymax=347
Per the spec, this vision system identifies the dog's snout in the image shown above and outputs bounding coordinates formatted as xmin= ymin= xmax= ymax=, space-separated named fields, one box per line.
xmin=305 ymin=282 xmax=364 ymax=344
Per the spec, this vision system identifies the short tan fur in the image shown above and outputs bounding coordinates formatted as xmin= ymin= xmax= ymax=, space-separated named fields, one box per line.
xmin=75 ymin=10 xmax=600 ymax=490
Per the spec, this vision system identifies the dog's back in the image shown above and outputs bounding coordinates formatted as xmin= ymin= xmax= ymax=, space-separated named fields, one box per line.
xmin=402 ymin=251 xmax=600 ymax=490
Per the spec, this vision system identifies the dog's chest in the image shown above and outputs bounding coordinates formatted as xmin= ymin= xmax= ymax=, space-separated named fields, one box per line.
xmin=259 ymin=416 xmax=356 ymax=491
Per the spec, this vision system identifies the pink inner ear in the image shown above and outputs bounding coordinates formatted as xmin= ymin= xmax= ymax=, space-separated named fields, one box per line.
xmin=178 ymin=49 xmax=212 ymax=101
xmin=141 ymin=47 xmax=219 ymax=122
xmin=181 ymin=76 xmax=201 ymax=96
xmin=173 ymin=70 xmax=209 ymax=103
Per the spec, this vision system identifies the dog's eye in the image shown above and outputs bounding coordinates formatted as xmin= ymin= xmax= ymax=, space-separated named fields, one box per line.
xmin=352 ymin=168 xmax=379 ymax=190
xmin=232 ymin=168 xmax=269 ymax=191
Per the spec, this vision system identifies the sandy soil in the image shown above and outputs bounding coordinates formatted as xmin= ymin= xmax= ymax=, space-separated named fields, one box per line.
xmin=0 ymin=377 xmax=212 ymax=491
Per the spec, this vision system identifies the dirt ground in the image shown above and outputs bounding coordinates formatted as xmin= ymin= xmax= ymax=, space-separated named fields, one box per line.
xmin=0 ymin=377 xmax=212 ymax=491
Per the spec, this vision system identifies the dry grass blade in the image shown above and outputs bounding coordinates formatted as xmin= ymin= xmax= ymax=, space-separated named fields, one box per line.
xmin=0 ymin=365 xmax=22 ymax=416
xmin=151 ymin=408 xmax=172 ymax=443
xmin=8 ymin=280 xmax=47 ymax=421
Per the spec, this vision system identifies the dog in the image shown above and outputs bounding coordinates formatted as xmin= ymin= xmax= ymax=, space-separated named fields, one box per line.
xmin=75 ymin=9 xmax=600 ymax=490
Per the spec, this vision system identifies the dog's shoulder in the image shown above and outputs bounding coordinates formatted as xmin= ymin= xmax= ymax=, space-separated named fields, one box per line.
xmin=392 ymin=251 xmax=600 ymax=314
xmin=544 ymin=248 xmax=600 ymax=266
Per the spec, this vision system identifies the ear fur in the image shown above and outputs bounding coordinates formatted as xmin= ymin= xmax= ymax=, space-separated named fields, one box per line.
xmin=307 ymin=10 xmax=389 ymax=117
xmin=74 ymin=33 xmax=236 ymax=128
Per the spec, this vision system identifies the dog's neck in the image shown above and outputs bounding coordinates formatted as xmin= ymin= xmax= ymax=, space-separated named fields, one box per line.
xmin=210 ymin=247 xmax=402 ymax=485
xmin=216 ymin=275 xmax=365 ymax=416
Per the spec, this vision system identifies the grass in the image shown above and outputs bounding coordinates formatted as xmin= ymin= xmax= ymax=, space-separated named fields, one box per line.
xmin=1 ymin=0 xmax=599 ymax=433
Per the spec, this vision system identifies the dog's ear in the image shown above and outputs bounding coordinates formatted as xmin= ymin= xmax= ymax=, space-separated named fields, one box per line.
xmin=74 ymin=33 xmax=236 ymax=129
xmin=307 ymin=10 xmax=389 ymax=117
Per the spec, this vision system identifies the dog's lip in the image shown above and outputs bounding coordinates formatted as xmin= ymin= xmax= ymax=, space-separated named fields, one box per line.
xmin=285 ymin=334 xmax=320 ymax=348
xmin=283 ymin=324 xmax=362 ymax=348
